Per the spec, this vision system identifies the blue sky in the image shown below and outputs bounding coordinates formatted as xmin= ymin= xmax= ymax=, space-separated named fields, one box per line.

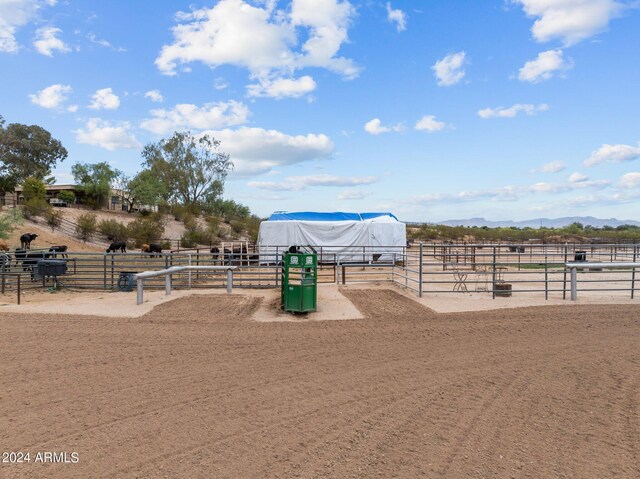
xmin=1 ymin=0 xmax=639 ymax=222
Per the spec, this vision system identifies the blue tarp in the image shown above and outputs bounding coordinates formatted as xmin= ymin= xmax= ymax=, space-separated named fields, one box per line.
xmin=267 ymin=211 xmax=399 ymax=222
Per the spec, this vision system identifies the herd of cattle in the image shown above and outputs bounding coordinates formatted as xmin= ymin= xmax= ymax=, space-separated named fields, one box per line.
xmin=1 ymin=234 xmax=256 ymax=281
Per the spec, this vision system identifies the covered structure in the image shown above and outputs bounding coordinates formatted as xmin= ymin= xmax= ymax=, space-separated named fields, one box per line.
xmin=258 ymin=211 xmax=406 ymax=263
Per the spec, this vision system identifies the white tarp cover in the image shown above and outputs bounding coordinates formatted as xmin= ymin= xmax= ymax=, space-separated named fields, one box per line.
xmin=258 ymin=212 xmax=406 ymax=263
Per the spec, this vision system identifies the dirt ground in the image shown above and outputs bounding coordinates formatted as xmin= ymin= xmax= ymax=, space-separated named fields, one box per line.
xmin=1 ymin=288 xmax=639 ymax=478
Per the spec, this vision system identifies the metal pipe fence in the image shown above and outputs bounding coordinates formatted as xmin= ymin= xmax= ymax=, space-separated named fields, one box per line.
xmin=0 ymin=243 xmax=638 ymax=301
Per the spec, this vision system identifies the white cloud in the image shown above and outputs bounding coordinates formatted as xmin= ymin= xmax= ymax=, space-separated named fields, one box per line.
xmin=432 ymin=51 xmax=466 ymax=87
xmin=213 ymin=78 xmax=229 ymax=90
xmin=0 ymin=0 xmax=57 ymax=53
xmin=415 ymin=115 xmax=446 ymax=132
xmin=87 ymin=33 xmax=126 ymax=52
xmin=364 ymin=118 xmax=403 ymax=135
xmin=248 ymin=174 xmax=376 ymax=191
xmin=536 ymin=160 xmax=566 ymax=173
xmin=89 ymin=88 xmax=120 ymax=110
xmin=518 ymin=49 xmax=572 ymax=83
xmin=203 ymin=126 xmax=334 ymax=176
xmin=568 ymin=172 xmax=588 ymax=183
xmin=584 ymin=143 xmax=640 ymax=167
xmin=338 ymin=189 xmax=371 ymax=200
xmin=75 ymin=118 xmax=141 ymax=151
xmin=33 ymin=26 xmax=69 ymax=56
xmin=28 ymin=83 xmax=71 ymax=109
xmin=247 ymin=75 xmax=317 ymax=99
xmin=513 ymin=0 xmax=626 ymax=46
xmin=478 ymin=103 xmax=549 ymax=119
xmin=67 ymin=104 xmax=78 ymax=112
xmin=619 ymin=172 xmax=640 ymax=189
xmin=144 ymin=89 xmax=164 ymax=103
xmin=386 ymin=3 xmax=407 ymax=32
xmin=140 ymin=100 xmax=250 ymax=135
xmin=155 ymin=0 xmax=359 ymax=91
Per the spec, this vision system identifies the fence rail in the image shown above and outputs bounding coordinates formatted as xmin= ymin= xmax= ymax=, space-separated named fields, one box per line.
xmin=1 ymin=243 xmax=639 ymax=301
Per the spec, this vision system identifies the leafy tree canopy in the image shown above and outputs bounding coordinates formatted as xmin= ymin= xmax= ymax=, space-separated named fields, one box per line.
xmin=72 ymin=161 xmax=120 ymax=208
xmin=0 ymin=115 xmax=68 ymax=193
xmin=141 ymin=131 xmax=232 ymax=210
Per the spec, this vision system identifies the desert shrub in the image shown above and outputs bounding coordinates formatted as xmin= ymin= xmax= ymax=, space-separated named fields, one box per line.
xmin=0 ymin=209 xmax=23 ymax=240
xmin=22 ymin=198 xmax=49 ymax=219
xmin=45 ymin=208 xmax=63 ymax=231
xmin=76 ymin=212 xmax=97 ymax=241
xmin=126 ymin=216 xmax=165 ymax=247
xmin=98 ymin=219 xmax=129 ymax=241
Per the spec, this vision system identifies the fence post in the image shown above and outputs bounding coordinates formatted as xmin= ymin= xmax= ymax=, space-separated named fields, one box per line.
xmin=137 ymin=278 xmax=144 ymax=305
xmin=188 ymin=254 xmax=192 ymax=289
xmin=103 ymin=254 xmax=107 ymax=290
xmin=110 ymin=255 xmax=115 ymax=290
xmin=165 ymin=273 xmax=172 ymax=296
xmin=419 ymin=242 xmax=423 ymax=298
xmin=544 ymin=251 xmax=548 ymax=300
xmin=562 ymin=243 xmax=568 ymax=300
xmin=632 ymin=244 xmax=637 ymax=299
xmin=492 ymin=246 xmax=497 ymax=300
xmin=226 ymin=269 xmax=233 ymax=294
xmin=17 ymin=275 xmax=21 ymax=305
xmin=570 ymin=267 xmax=577 ymax=301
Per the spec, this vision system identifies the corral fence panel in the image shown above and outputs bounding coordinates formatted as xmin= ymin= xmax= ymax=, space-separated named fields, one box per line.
xmin=1 ymin=243 xmax=639 ymax=301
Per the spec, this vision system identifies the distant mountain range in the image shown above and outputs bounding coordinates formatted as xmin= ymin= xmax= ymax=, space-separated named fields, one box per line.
xmin=431 ymin=217 xmax=640 ymax=228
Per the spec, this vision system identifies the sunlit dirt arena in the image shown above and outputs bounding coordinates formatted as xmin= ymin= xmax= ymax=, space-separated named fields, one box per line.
xmin=1 ymin=287 xmax=639 ymax=478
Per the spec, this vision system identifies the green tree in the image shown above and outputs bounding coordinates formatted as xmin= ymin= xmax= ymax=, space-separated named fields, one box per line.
xmin=57 ymin=190 xmax=76 ymax=205
xmin=123 ymin=169 xmax=167 ymax=212
xmin=142 ymin=131 xmax=232 ymax=210
xmin=0 ymin=115 xmax=68 ymax=194
xmin=22 ymin=177 xmax=46 ymax=202
xmin=72 ymin=162 xmax=120 ymax=209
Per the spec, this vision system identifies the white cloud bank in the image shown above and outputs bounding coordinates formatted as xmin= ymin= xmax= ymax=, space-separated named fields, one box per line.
xmin=33 ymin=26 xmax=69 ymax=56
xmin=478 ymin=103 xmax=549 ymax=119
xmin=75 ymin=118 xmax=140 ymax=151
xmin=432 ymin=51 xmax=466 ymax=87
xmin=518 ymin=49 xmax=572 ymax=83
xmin=619 ymin=172 xmax=640 ymax=189
xmin=155 ymin=0 xmax=358 ymax=98
xmin=28 ymin=83 xmax=71 ymax=109
xmin=203 ymin=127 xmax=334 ymax=176
xmin=584 ymin=143 xmax=640 ymax=167
xmin=0 ymin=0 xmax=57 ymax=53
xmin=141 ymin=100 xmax=250 ymax=135
xmin=386 ymin=3 xmax=406 ymax=32
xmin=513 ymin=0 xmax=627 ymax=46
xmin=89 ymin=88 xmax=120 ymax=110
xmin=249 ymin=174 xmax=376 ymax=191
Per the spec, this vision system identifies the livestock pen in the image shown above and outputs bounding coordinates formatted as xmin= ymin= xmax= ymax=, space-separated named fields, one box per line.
xmin=1 ymin=243 xmax=639 ymax=301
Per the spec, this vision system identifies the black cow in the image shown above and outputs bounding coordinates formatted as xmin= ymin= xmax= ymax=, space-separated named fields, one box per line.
xmin=20 ymin=233 xmax=38 ymax=249
xmin=48 ymin=245 xmax=68 ymax=258
xmin=106 ymin=242 xmax=127 ymax=253
xmin=142 ymin=243 xmax=162 ymax=257
xmin=14 ymin=249 xmax=47 ymax=280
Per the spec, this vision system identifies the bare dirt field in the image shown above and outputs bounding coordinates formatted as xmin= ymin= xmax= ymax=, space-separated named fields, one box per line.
xmin=1 ymin=288 xmax=639 ymax=478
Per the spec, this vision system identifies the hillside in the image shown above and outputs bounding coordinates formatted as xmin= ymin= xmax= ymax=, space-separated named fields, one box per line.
xmin=6 ymin=206 xmax=243 ymax=252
